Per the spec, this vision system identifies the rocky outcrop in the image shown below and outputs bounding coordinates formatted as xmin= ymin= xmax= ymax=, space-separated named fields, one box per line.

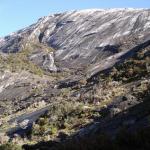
xmin=0 ymin=9 xmax=150 ymax=146
xmin=0 ymin=9 xmax=150 ymax=69
xmin=42 ymin=52 xmax=57 ymax=72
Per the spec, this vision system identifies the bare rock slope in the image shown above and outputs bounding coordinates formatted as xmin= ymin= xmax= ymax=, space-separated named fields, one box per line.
xmin=0 ymin=9 xmax=150 ymax=66
xmin=0 ymin=9 xmax=150 ymax=146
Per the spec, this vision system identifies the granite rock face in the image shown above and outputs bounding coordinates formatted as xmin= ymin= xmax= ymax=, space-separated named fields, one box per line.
xmin=0 ymin=9 xmax=150 ymax=142
xmin=0 ymin=8 xmax=149 ymax=115
xmin=0 ymin=9 xmax=150 ymax=69
xmin=42 ymin=52 xmax=57 ymax=72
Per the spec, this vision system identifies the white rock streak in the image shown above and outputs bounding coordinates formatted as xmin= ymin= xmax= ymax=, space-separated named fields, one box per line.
xmin=0 ymin=9 xmax=150 ymax=64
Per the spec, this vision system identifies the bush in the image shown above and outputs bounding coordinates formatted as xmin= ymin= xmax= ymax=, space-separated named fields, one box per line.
xmin=0 ymin=48 xmax=44 ymax=76
xmin=0 ymin=143 xmax=22 ymax=150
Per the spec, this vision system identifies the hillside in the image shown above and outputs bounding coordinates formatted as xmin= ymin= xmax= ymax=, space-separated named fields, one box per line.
xmin=0 ymin=8 xmax=150 ymax=150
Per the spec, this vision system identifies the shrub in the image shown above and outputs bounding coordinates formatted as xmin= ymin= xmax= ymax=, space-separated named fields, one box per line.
xmin=0 ymin=143 xmax=22 ymax=150
xmin=0 ymin=48 xmax=44 ymax=76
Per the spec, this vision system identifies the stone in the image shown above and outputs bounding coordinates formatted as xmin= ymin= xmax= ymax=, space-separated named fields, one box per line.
xmin=43 ymin=52 xmax=57 ymax=72
xmin=0 ymin=9 xmax=149 ymax=140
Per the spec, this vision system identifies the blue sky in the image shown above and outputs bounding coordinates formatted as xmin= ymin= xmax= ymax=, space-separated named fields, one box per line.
xmin=0 ymin=0 xmax=149 ymax=37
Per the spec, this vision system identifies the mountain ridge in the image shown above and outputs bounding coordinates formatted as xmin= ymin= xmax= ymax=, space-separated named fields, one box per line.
xmin=0 ymin=8 xmax=150 ymax=149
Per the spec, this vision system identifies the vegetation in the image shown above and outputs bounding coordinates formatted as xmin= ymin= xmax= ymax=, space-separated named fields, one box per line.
xmin=0 ymin=41 xmax=150 ymax=149
xmin=108 ymin=46 xmax=150 ymax=83
xmin=2 ymin=114 xmax=150 ymax=150
xmin=1 ymin=114 xmax=150 ymax=150
xmin=29 ymin=101 xmax=98 ymax=142
xmin=21 ymin=126 xmax=150 ymax=150
xmin=0 ymin=48 xmax=44 ymax=76
xmin=0 ymin=143 xmax=22 ymax=150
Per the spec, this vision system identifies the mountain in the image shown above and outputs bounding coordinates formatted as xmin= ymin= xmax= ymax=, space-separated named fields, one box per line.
xmin=0 ymin=9 xmax=150 ymax=149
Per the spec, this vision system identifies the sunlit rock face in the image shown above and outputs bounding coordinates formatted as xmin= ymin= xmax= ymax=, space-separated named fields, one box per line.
xmin=0 ymin=9 xmax=150 ymax=140
xmin=42 ymin=52 xmax=57 ymax=72
xmin=0 ymin=9 xmax=150 ymax=68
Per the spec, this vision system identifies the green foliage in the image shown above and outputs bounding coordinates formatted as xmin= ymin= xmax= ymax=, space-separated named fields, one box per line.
xmin=0 ymin=49 xmax=44 ymax=76
xmin=108 ymin=46 xmax=150 ymax=83
xmin=0 ymin=143 xmax=22 ymax=150
xmin=49 ymin=126 xmax=57 ymax=135
xmin=26 ymin=127 xmax=150 ymax=150
xmin=30 ymin=101 xmax=95 ymax=139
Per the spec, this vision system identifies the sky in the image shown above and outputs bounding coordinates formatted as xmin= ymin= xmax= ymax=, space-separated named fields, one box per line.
xmin=0 ymin=0 xmax=150 ymax=37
